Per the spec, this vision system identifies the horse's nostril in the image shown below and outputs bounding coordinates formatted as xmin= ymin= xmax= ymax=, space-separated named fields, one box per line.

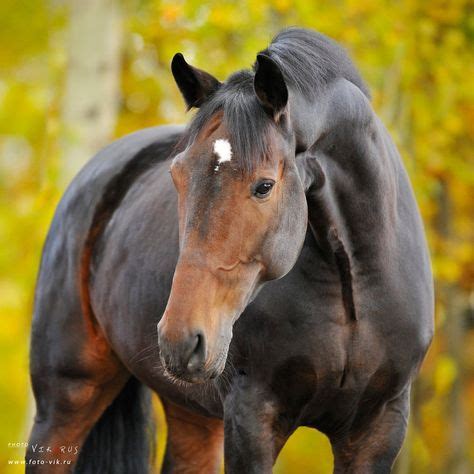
xmin=186 ymin=333 xmax=205 ymax=373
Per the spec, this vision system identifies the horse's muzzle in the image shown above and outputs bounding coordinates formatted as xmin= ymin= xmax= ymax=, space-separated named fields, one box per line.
xmin=157 ymin=323 xmax=212 ymax=383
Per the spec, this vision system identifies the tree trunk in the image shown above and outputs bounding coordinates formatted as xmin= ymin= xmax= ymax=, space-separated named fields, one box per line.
xmin=445 ymin=284 xmax=469 ymax=474
xmin=60 ymin=0 xmax=123 ymax=184
xmin=436 ymin=180 xmax=469 ymax=474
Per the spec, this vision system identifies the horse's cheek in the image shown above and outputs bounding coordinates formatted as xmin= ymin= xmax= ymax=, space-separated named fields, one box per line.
xmin=263 ymin=180 xmax=307 ymax=279
xmin=285 ymin=190 xmax=308 ymax=264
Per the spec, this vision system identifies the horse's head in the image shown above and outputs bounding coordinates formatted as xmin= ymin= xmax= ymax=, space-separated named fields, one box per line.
xmin=158 ymin=54 xmax=307 ymax=382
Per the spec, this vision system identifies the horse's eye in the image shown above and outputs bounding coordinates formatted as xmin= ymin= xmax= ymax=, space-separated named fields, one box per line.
xmin=253 ymin=180 xmax=275 ymax=199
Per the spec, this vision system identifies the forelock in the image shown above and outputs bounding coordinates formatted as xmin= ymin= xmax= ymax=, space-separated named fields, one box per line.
xmin=185 ymin=70 xmax=275 ymax=174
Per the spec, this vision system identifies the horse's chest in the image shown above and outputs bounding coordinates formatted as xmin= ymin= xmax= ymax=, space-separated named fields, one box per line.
xmin=231 ymin=271 xmax=403 ymax=429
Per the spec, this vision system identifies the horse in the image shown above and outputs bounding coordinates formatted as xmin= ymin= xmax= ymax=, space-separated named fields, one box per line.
xmin=27 ymin=27 xmax=434 ymax=473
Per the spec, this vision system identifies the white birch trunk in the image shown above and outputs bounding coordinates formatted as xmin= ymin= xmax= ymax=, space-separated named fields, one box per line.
xmin=60 ymin=0 xmax=122 ymax=184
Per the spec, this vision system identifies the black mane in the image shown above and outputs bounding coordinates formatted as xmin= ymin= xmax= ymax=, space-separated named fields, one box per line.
xmin=185 ymin=70 xmax=273 ymax=175
xmin=262 ymin=28 xmax=370 ymax=100
xmin=184 ymin=27 xmax=370 ymax=173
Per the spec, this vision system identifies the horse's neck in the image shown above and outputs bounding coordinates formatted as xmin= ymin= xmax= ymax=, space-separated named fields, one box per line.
xmin=293 ymin=79 xmax=400 ymax=274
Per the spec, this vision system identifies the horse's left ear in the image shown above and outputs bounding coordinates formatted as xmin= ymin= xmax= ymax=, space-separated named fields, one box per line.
xmin=254 ymin=54 xmax=288 ymax=121
xmin=171 ymin=53 xmax=221 ymax=110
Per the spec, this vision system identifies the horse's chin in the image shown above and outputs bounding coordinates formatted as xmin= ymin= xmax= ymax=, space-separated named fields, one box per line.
xmin=161 ymin=342 xmax=230 ymax=385
xmin=162 ymin=367 xmax=211 ymax=385
xmin=161 ymin=364 xmax=224 ymax=385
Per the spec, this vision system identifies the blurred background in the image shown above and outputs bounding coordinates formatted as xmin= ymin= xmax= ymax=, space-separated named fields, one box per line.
xmin=0 ymin=0 xmax=473 ymax=472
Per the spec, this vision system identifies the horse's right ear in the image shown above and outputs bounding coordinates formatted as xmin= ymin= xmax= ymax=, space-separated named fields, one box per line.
xmin=171 ymin=53 xmax=221 ymax=110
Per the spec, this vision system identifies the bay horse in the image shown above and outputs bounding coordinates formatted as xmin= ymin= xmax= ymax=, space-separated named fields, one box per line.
xmin=27 ymin=28 xmax=433 ymax=473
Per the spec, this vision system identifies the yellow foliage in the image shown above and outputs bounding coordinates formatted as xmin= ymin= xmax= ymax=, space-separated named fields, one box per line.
xmin=433 ymin=355 xmax=458 ymax=396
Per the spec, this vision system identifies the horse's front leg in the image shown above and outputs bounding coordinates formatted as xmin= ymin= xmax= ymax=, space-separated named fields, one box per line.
xmin=331 ymin=386 xmax=410 ymax=474
xmin=223 ymin=376 xmax=289 ymax=474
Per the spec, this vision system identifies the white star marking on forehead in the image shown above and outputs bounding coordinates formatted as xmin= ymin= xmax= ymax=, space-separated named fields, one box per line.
xmin=213 ymin=139 xmax=232 ymax=171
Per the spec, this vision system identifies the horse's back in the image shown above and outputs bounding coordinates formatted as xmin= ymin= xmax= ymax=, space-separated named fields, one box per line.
xmin=31 ymin=125 xmax=183 ymax=374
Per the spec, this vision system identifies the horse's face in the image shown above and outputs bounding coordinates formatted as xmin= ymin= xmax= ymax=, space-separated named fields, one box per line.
xmin=158 ymin=54 xmax=307 ymax=383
